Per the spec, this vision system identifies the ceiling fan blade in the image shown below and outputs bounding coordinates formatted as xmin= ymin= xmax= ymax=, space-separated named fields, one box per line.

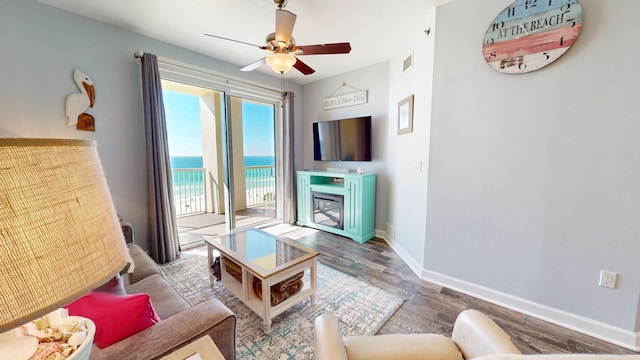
xmin=293 ymin=57 xmax=315 ymax=75
xmin=297 ymin=42 xmax=352 ymax=55
xmin=240 ymin=58 xmax=266 ymax=72
xmin=275 ymin=9 xmax=296 ymax=43
xmin=204 ymin=33 xmax=266 ymax=49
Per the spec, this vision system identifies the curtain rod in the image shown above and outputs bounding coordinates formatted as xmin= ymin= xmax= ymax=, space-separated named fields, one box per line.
xmin=133 ymin=51 xmax=283 ymax=95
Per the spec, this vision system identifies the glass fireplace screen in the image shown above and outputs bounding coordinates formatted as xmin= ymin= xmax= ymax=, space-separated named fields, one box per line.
xmin=311 ymin=191 xmax=344 ymax=230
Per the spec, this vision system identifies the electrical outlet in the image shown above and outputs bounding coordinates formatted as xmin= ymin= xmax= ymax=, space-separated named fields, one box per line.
xmin=599 ymin=270 xmax=618 ymax=289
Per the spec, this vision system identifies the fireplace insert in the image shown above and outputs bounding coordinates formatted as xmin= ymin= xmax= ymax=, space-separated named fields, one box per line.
xmin=311 ymin=191 xmax=344 ymax=230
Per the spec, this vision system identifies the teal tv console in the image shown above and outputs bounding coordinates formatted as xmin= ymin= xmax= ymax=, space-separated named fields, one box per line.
xmin=296 ymin=170 xmax=376 ymax=243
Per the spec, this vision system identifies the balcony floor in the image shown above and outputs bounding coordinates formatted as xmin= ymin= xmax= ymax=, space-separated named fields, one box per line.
xmin=176 ymin=206 xmax=276 ymax=248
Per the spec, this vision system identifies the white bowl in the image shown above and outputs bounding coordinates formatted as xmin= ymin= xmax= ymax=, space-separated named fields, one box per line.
xmin=0 ymin=315 xmax=96 ymax=360
xmin=65 ymin=316 xmax=96 ymax=360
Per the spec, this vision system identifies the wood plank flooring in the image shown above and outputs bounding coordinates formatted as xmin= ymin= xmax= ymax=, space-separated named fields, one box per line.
xmin=275 ymin=227 xmax=638 ymax=355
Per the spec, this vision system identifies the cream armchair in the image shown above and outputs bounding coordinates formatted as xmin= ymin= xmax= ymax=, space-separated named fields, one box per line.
xmin=314 ymin=309 xmax=640 ymax=360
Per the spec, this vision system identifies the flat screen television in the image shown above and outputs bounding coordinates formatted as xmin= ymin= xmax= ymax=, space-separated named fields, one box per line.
xmin=313 ymin=116 xmax=372 ymax=161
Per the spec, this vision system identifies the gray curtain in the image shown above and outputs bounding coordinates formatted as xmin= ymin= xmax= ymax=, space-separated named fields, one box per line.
xmin=140 ymin=53 xmax=180 ymax=263
xmin=282 ymin=91 xmax=297 ymax=224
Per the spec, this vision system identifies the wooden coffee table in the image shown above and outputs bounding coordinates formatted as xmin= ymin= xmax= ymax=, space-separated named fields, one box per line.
xmin=206 ymin=228 xmax=318 ymax=333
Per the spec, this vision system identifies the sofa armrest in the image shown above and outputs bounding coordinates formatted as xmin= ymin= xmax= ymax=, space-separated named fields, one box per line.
xmin=120 ymin=221 xmax=134 ymax=244
xmin=452 ymin=310 xmax=521 ymax=359
xmin=314 ymin=313 xmax=463 ymax=360
xmin=475 ymin=355 xmax=640 ymax=360
xmin=314 ymin=313 xmax=349 ymax=360
xmin=344 ymin=334 xmax=463 ymax=360
xmin=90 ymin=298 xmax=236 ymax=360
xmin=126 ymin=243 xmax=163 ymax=284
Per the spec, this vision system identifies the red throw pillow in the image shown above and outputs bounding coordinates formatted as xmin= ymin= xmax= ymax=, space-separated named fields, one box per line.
xmin=66 ymin=292 xmax=160 ymax=348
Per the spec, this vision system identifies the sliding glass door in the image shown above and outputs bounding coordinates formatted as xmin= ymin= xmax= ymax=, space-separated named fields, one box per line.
xmin=160 ymin=69 xmax=281 ymax=247
xmin=227 ymin=96 xmax=277 ymax=229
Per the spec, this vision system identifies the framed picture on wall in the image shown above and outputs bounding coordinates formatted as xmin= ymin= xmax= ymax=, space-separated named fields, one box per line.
xmin=397 ymin=95 xmax=414 ymax=135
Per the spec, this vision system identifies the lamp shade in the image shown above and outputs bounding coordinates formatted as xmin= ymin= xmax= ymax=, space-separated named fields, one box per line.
xmin=0 ymin=138 xmax=130 ymax=332
xmin=265 ymin=53 xmax=297 ymax=74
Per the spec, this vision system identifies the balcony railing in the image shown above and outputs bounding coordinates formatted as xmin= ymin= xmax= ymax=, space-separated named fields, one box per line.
xmin=172 ymin=168 xmax=206 ymax=216
xmin=171 ymin=165 xmax=275 ymax=216
xmin=245 ymin=165 xmax=275 ymax=208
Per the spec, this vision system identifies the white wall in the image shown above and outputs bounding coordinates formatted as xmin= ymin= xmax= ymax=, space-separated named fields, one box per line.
xmin=426 ymin=0 xmax=640 ymax=347
xmin=0 ymin=0 xmax=302 ymax=249
xmin=301 ymin=62 xmax=390 ymax=229
xmin=385 ymin=8 xmax=437 ymax=274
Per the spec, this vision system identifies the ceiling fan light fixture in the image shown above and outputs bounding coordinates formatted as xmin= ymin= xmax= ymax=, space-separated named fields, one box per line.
xmin=266 ymin=53 xmax=296 ymax=73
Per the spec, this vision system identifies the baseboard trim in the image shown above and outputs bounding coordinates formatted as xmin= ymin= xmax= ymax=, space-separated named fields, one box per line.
xmin=374 ymin=229 xmax=639 ymax=350
xmin=422 ymin=269 xmax=640 ymax=351
xmin=375 ymin=229 xmax=424 ymax=278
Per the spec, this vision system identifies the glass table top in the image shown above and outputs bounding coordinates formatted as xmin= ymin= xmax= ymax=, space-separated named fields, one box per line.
xmin=207 ymin=228 xmax=317 ymax=276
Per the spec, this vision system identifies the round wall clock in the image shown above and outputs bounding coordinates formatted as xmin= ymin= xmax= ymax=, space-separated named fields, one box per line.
xmin=483 ymin=0 xmax=583 ymax=74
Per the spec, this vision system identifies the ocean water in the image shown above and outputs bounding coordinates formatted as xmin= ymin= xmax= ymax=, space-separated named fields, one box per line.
xmin=244 ymin=155 xmax=275 ymax=167
xmin=170 ymin=155 xmax=274 ymax=168
xmin=170 ymin=156 xmax=203 ymax=169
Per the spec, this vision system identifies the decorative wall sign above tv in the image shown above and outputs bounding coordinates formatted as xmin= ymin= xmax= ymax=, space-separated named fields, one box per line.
xmin=323 ymin=82 xmax=367 ymax=110
xmin=483 ymin=0 xmax=583 ymax=74
xmin=65 ymin=68 xmax=96 ymax=131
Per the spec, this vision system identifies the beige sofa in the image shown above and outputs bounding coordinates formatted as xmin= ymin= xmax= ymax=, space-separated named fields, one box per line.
xmin=314 ymin=310 xmax=640 ymax=360
xmin=90 ymin=243 xmax=236 ymax=360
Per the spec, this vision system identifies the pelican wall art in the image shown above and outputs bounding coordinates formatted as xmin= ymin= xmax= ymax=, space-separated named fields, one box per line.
xmin=65 ymin=69 xmax=96 ymax=131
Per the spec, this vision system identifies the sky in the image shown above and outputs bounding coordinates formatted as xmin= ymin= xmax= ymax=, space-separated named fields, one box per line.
xmin=163 ymin=90 xmax=275 ymax=157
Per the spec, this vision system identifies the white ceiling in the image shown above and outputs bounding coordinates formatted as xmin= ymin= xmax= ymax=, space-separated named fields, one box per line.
xmin=38 ymin=0 xmax=448 ymax=85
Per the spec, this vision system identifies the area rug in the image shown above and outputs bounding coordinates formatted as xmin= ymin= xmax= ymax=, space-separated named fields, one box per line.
xmin=160 ymin=253 xmax=404 ymax=360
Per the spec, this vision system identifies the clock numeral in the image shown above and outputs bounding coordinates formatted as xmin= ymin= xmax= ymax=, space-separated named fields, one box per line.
xmin=491 ymin=21 xmax=505 ymax=32
xmin=486 ymin=38 xmax=495 ymax=45
xmin=489 ymin=52 xmax=497 ymax=60
xmin=507 ymin=7 xmax=516 ymax=17
xmin=559 ymin=36 xmax=564 ymax=46
xmin=518 ymin=62 xmax=527 ymax=71
xmin=542 ymin=52 xmax=550 ymax=61
xmin=548 ymin=0 xmax=553 ymax=6
xmin=561 ymin=3 xmax=571 ymax=11
xmin=567 ymin=18 xmax=577 ymax=27
xmin=525 ymin=0 xmax=537 ymax=10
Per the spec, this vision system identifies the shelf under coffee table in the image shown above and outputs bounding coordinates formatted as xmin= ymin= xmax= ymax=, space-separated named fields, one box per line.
xmin=205 ymin=228 xmax=319 ymax=334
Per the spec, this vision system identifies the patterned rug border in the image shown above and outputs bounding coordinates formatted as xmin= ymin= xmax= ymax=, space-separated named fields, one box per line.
xmin=160 ymin=253 xmax=404 ymax=359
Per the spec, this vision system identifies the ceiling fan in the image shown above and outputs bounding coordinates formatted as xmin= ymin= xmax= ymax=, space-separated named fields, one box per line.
xmin=204 ymin=0 xmax=351 ymax=75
